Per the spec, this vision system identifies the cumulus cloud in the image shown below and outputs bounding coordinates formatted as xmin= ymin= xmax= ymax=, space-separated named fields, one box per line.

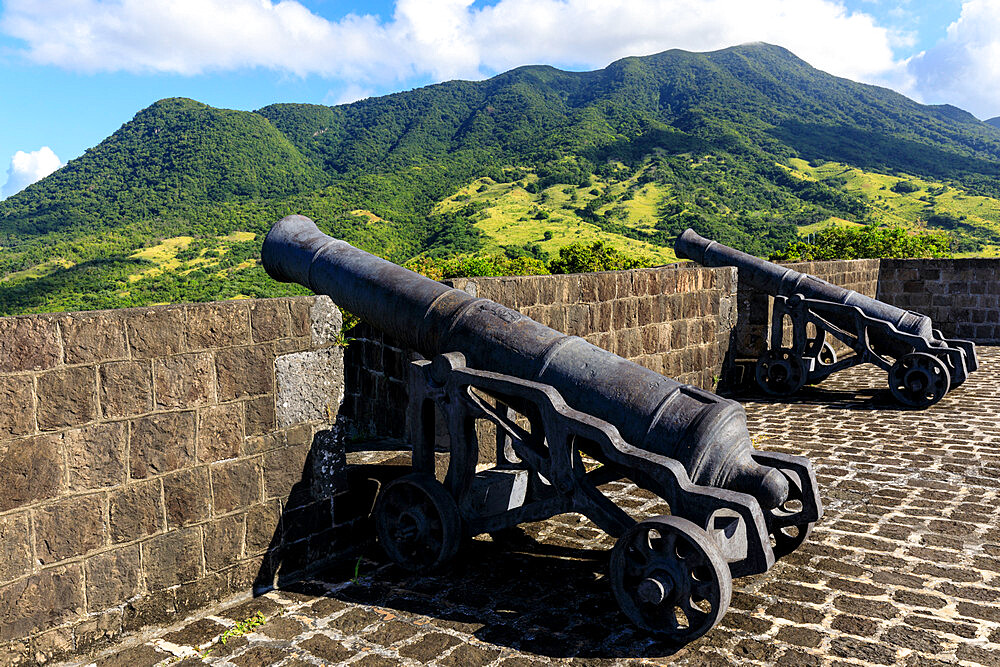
xmin=906 ymin=0 xmax=1000 ymax=119
xmin=1 ymin=0 xmax=904 ymax=87
xmin=1 ymin=147 xmax=62 ymax=199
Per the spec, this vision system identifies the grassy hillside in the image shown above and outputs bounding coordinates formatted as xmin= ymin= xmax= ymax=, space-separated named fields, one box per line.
xmin=3 ymin=43 xmax=1000 ymax=315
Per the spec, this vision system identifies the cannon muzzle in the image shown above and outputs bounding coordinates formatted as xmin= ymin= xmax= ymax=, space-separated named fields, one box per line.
xmin=263 ymin=215 xmax=790 ymax=509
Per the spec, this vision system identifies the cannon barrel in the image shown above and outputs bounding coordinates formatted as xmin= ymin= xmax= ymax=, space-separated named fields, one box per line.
xmin=675 ymin=228 xmax=932 ymax=356
xmin=263 ymin=215 xmax=789 ymax=509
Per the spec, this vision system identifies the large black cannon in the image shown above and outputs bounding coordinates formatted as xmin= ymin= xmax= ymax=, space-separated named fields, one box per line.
xmin=675 ymin=228 xmax=977 ymax=408
xmin=262 ymin=215 xmax=822 ymax=644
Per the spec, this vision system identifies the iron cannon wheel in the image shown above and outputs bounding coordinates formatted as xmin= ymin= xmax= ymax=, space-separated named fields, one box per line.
xmin=767 ymin=467 xmax=814 ymax=560
xmin=609 ymin=516 xmax=731 ymax=644
xmin=755 ymin=348 xmax=807 ymax=396
xmin=374 ymin=473 xmax=462 ymax=572
xmin=888 ymin=352 xmax=951 ymax=408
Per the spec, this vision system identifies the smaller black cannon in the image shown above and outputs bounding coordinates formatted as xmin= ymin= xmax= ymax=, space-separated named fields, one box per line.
xmin=675 ymin=228 xmax=977 ymax=408
xmin=263 ymin=215 xmax=822 ymax=645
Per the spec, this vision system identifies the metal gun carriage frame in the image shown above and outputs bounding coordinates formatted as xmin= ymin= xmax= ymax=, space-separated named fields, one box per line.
xmin=758 ymin=292 xmax=977 ymax=408
xmin=375 ymin=351 xmax=822 ymax=644
xmin=674 ymin=227 xmax=978 ymax=409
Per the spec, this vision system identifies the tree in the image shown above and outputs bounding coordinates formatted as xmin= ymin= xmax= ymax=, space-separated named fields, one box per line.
xmin=771 ymin=224 xmax=952 ymax=261
xmin=548 ymin=241 xmax=652 ymax=274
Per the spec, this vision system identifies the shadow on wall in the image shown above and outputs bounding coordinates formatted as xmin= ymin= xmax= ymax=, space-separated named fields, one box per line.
xmin=252 ymin=425 xmax=412 ymax=594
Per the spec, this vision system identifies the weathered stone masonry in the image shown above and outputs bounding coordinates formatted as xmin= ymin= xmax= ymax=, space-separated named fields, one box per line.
xmin=0 ymin=296 xmax=346 ymax=662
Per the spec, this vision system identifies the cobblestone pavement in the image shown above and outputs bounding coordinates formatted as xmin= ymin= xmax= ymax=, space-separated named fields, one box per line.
xmin=67 ymin=348 xmax=1000 ymax=667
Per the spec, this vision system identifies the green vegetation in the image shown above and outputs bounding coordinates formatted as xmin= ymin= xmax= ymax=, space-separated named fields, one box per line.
xmin=773 ymin=224 xmax=952 ymax=261
xmin=4 ymin=43 xmax=1000 ymax=314
xmin=549 ymin=241 xmax=652 ymax=273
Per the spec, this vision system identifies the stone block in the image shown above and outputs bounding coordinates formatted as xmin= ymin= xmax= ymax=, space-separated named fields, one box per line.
xmin=99 ymin=360 xmax=153 ymax=418
xmin=637 ymin=296 xmax=654 ymax=323
xmin=641 ymin=324 xmax=660 ymax=354
xmin=35 ymin=493 xmax=106 ymax=564
xmin=142 ymin=527 xmax=203 ymax=591
xmin=0 ymin=434 xmax=63 ymax=512
xmin=0 ymin=512 xmax=31 ymax=583
xmin=0 ymin=316 xmax=60 ymax=373
xmin=127 ymin=307 xmax=186 ymax=359
xmin=58 ymin=312 xmax=127 ymax=364
xmin=309 ymin=295 xmax=342 ymax=346
xmin=211 ymin=458 xmax=261 ymax=514
xmin=153 ymin=352 xmax=215 ymax=409
xmin=245 ymin=395 xmax=276 ymax=437
xmin=32 ymin=626 xmax=74 ymax=665
xmin=250 ymin=299 xmax=291 ymax=343
xmin=129 ymin=411 xmax=196 ymax=478
xmin=66 ymin=421 xmax=127 ymax=491
xmin=263 ymin=444 xmax=311 ymax=505
xmin=164 ymin=467 xmax=211 ymax=528
xmin=199 ymin=403 xmax=244 ymax=463
xmin=36 ymin=366 xmax=97 ymax=430
xmin=187 ymin=301 xmax=250 ymax=350
xmin=0 ymin=375 xmax=35 ymax=437
xmin=0 ymin=564 xmax=84 ymax=642
xmin=244 ymin=432 xmax=286 ymax=456
xmin=216 ymin=344 xmax=274 ymax=401
xmin=122 ymin=588 xmax=177 ymax=632
xmin=85 ymin=546 xmax=140 ymax=611
xmin=564 ymin=304 xmax=590 ymax=336
xmin=73 ymin=609 xmax=124 ymax=653
xmin=204 ymin=513 xmax=245 ymax=571
xmin=246 ymin=501 xmax=281 ymax=555
xmin=275 ymin=348 xmax=344 ymax=428
xmin=617 ymin=327 xmax=641 ymax=359
xmin=174 ymin=573 xmax=230 ymax=615
xmin=109 ymin=480 xmax=164 ymax=543
xmin=288 ymin=298 xmax=312 ymax=337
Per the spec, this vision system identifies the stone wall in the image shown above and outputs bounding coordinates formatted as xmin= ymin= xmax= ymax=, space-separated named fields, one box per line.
xmin=0 ymin=297 xmax=346 ymax=660
xmin=340 ymin=264 xmax=739 ymax=441
xmin=877 ymin=259 xmax=1000 ymax=343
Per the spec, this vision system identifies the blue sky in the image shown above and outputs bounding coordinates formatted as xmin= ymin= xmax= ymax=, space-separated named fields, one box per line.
xmin=0 ymin=0 xmax=995 ymax=198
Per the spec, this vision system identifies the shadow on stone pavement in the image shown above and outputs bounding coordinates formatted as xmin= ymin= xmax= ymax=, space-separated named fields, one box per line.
xmin=283 ymin=527 xmax=696 ymax=661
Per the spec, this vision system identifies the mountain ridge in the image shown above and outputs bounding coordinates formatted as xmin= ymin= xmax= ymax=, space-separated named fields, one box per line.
xmin=2 ymin=42 xmax=1000 ymax=315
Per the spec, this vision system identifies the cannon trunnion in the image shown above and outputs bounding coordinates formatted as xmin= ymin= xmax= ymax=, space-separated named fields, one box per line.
xmin=262 ymin=215 xmax=822 ymax=644
xmin=675 ymin=228 xmax=978 ymax=408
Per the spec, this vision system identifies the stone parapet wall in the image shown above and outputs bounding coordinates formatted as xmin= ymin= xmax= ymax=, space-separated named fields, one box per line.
xmin=877 ymin=258 xmax=1000 ymax=343
xmin=0 ymin=297 xmax=345 ymax=661
xmin=450 ymin=264 xmax=738 ymax=390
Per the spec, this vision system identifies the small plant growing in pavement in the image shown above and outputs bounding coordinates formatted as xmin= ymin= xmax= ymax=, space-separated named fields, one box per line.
xmin=219 ymin=611 xmax=267 ymax=644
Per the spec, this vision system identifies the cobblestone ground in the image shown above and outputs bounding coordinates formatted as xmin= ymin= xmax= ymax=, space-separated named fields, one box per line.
xmin=68 ymin=348 xmax=1000 ymax=667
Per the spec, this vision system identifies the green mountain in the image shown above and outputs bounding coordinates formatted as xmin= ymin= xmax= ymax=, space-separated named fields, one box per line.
xmin=3 ymin=43 xmax=1000 ymax=315
xmin=986 ymin=117 xmax=1000 ymax=130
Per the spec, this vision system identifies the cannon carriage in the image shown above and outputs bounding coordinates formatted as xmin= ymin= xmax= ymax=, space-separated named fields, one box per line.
xmin=262 ymin=215 xmax=822 ymax=644
xmin=675 ymin=229 xmax=978 ymax=408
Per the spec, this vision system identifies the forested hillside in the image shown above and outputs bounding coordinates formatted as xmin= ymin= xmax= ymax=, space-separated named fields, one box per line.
xmin=3 ymin=43 xmax=1000 ymax=315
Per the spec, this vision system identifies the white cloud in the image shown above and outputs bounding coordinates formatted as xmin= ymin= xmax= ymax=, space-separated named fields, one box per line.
xmin=324 ymin=83 xmax=375 ymax=106
xmin=1 ymin=147 xmax=62 ymax=199
xmin=2 ymin=0 xmax=905 ymax=88
xmin=906 ymin=0 xmax=1000 ymax=119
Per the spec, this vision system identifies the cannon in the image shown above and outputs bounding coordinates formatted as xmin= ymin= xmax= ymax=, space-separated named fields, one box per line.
xmin=262 ymin=215 xmax=822 ymax=644
xmin=675 ymin=228 xmax=977 ymax=408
